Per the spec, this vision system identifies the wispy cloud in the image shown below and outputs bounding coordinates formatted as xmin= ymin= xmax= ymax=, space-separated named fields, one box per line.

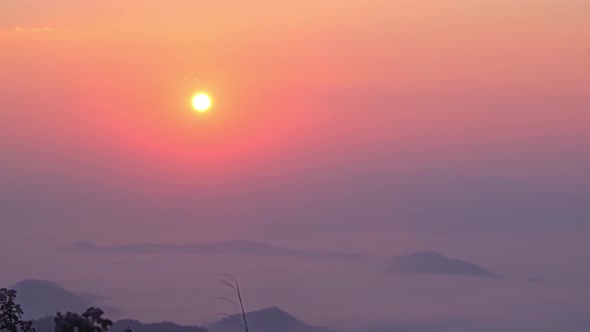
xmin=1 ymin=27 xmax=55 ymax=34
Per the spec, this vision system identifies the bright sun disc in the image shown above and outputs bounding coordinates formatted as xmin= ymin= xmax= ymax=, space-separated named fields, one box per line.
xmin=192 ymin=93 xmax=212 ymax=112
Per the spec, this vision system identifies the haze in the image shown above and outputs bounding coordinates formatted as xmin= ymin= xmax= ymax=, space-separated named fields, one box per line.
xmin=1 ymin=1 xmax=589 ymax=331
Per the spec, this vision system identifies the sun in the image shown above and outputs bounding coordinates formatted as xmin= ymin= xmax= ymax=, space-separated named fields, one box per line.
xmin=192 ymin=93 xmax=212 ymax=112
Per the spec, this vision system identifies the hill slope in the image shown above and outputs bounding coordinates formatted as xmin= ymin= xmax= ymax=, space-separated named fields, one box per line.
xmin=10 ymin=279 xmax=119 ymax=319
xmin=208 ymin=307 xmax=334 ymax=332
xmin=386 ymin=251 xmax=499 ymax=278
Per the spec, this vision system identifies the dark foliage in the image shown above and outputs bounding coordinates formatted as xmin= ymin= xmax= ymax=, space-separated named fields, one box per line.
xmin=0 ymin=289 xmax=35 ymax=332
xmin=54 ymin=308 xmax=112 ymax=332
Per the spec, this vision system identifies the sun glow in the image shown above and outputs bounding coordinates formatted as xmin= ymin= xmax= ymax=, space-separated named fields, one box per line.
xmin=192 ymin=93 xmax=212 ymax=112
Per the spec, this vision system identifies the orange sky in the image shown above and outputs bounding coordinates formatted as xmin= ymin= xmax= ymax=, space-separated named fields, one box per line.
xmin=2 ymin=1 xmax=589 ymax=172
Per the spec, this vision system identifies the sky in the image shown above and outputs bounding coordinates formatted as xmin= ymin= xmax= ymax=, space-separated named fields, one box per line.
xmin=1 ymin=0 xmax=590 ymax=330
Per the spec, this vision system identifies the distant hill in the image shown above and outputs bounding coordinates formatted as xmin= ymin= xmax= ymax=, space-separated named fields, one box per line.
xmin=208 ymin=307 xmax=334 ymax=332
xmin=63 ymin=240 xmax=368 ymax=261
xmin=10 ymin=279 xmax=119 ymax=319
xmin=386 ymin=251 xmax=499 ymax=278
xmin=113 ymin=320 xmax=208 ymax=332
xmin=32 ymin=317 xmax=208 ymax=332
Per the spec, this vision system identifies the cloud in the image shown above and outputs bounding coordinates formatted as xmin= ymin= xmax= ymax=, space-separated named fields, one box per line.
xmin=1 ymin=27 xmax=55 ymax=34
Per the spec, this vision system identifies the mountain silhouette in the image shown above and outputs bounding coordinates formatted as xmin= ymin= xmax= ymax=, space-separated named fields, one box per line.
xmin=10 ymin=279 xmax=119 ymax=319
xmin=208 ymin=307 xmax=334 ymax=332
xmin=386 ymin=251 xmax=499 ymax=278
xmin=63 ymin=240 xmax=368 ymax=261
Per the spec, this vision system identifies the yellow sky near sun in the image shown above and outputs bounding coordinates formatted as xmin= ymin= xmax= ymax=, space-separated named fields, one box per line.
xmin=1 ymin=0 xmax=588 ymax=100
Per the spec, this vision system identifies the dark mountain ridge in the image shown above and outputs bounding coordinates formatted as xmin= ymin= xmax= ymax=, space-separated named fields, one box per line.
xmin=31 ymin=317 xmax=208 ymax=332
xmin=63 ymin=240 xmax=368 ymax=261
xmin=31 ymin=307 xmax=329 ymax=332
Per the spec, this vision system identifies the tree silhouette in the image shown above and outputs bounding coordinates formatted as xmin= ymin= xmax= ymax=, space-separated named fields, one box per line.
xmin=0 ymin=288 xmax=35 ymax=332
xmin=54 ymin=308 xmax=113 ymax=332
